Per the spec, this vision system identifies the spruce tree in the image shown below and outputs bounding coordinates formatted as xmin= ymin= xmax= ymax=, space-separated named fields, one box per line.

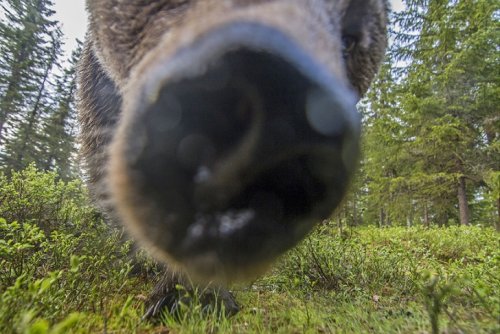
xmin=361 ymin=0 xmax=499 ymax=227
xmin=0 ymin=0 xmax=62 ymax=171
xmin=38 ymin=41 xmax=82 ymax=180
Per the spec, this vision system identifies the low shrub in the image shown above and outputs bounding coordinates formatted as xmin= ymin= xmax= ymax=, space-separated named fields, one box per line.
xmin=0 ymin=166 xmax=134 ymax=332
xmin=260 ymin=224 xmax=499 ymax=333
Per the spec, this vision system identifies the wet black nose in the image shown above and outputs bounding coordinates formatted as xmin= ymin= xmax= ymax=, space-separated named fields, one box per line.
xmin=113 ymin=23 xmax=359 ymax=281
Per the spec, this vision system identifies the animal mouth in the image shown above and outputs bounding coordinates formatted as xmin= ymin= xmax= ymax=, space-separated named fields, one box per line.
xmin=111 ymin=22 xmax=359 ymax=281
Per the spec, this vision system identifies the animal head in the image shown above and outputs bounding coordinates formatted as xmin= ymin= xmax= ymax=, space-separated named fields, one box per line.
xmin=82 ymin=0 xmax=388 ymax=282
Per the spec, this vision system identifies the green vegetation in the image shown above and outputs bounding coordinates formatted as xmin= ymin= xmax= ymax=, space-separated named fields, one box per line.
xmin=0 ymin=0 xmax=80 ymax=179
xmin=0 ymin=166 xmax=137 ymax=333
xmin=350 ymin=0 xmax=500 ymax=230
xmin=0 ymin=168 xmax=498 ymax=333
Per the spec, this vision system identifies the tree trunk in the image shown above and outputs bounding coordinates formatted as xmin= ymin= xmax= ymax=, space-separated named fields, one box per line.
xmin=379 ymin=208 xmax=385 ymax=228
xmin=15 ymin=57 xmax=53 ymax=165
xmin=407 ymin=199 xmax=414 ymax=227
xmin=423 ymin=202 xmax=429 ymax=228
xmin=352 ymin=199 xmax=358 ymax=226
xmin=457 ymin=176 xmax=470 ymax=226
xmin=496 ymin=197 xmax=499 ymax=232
xmin=337 ymin=213 xmax=343 ymax=233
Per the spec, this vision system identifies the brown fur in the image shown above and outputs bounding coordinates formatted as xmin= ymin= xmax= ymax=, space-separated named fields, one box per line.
xmin=85 ymin=0 xmax=386 ymax=92
xmin=78 ymin=0 xmax=388 ymax=318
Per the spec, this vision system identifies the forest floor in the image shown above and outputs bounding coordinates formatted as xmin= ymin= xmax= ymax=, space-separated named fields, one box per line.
xmin=1 ymin=223 xmax=499 ymax=334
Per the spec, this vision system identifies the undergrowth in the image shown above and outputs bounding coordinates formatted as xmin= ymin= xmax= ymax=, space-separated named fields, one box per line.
xmin=260 ymin=224 xmax=499 ymax=333
xmin=0 ymin=167 xmax=498 ymax=333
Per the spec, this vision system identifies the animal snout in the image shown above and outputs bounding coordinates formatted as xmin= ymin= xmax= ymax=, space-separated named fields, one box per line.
xmin=109 ymin=22 xmax=360 ymax=282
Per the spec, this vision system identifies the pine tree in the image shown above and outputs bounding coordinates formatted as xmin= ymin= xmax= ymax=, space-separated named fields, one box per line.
xmin=38 ymin=41 xmax=82 ymax=180
xmin=0 ymin=0 xmax=41 ymax=144
xmin=360 ymin=0 xmax=499 ymax=227
xmin=362 ymin=58 xmax=410 ymax=227
xmin=0 ymin=0 xmax=63 ymax=171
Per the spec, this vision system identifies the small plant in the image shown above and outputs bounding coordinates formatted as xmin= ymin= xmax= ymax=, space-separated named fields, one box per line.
xmin=420 ymin=274 xmax=454 ymax=334
xmin=0 ymin=166 xmax=138 ymax=332
xmin=159 ymin=284 xmax=233 ymax=334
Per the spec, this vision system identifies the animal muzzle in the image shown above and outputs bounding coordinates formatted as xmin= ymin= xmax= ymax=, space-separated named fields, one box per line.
xmin=110 ymin=22 xmax=360 ymax=282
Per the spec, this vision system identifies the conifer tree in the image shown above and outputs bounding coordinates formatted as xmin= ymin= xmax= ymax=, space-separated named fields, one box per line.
xmin=361 ymin=0 xmax=499 ymax=227
xmin=38 ymin=41 xmax=82 ymax=180
xmin=0 ymin=0 xmax=62 ymax=171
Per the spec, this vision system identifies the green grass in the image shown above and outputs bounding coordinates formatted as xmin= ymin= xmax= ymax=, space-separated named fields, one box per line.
xmin=2 ymin=223 xmax=498 ymax=333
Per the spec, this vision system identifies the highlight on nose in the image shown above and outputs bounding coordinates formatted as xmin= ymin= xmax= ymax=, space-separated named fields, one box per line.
xmin=110 ymin=22 xmax=360 ymax=282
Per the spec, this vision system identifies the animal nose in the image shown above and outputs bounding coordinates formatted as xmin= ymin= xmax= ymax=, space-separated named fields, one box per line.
xmin=111 ymin=22 xmax=360 ymax=281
